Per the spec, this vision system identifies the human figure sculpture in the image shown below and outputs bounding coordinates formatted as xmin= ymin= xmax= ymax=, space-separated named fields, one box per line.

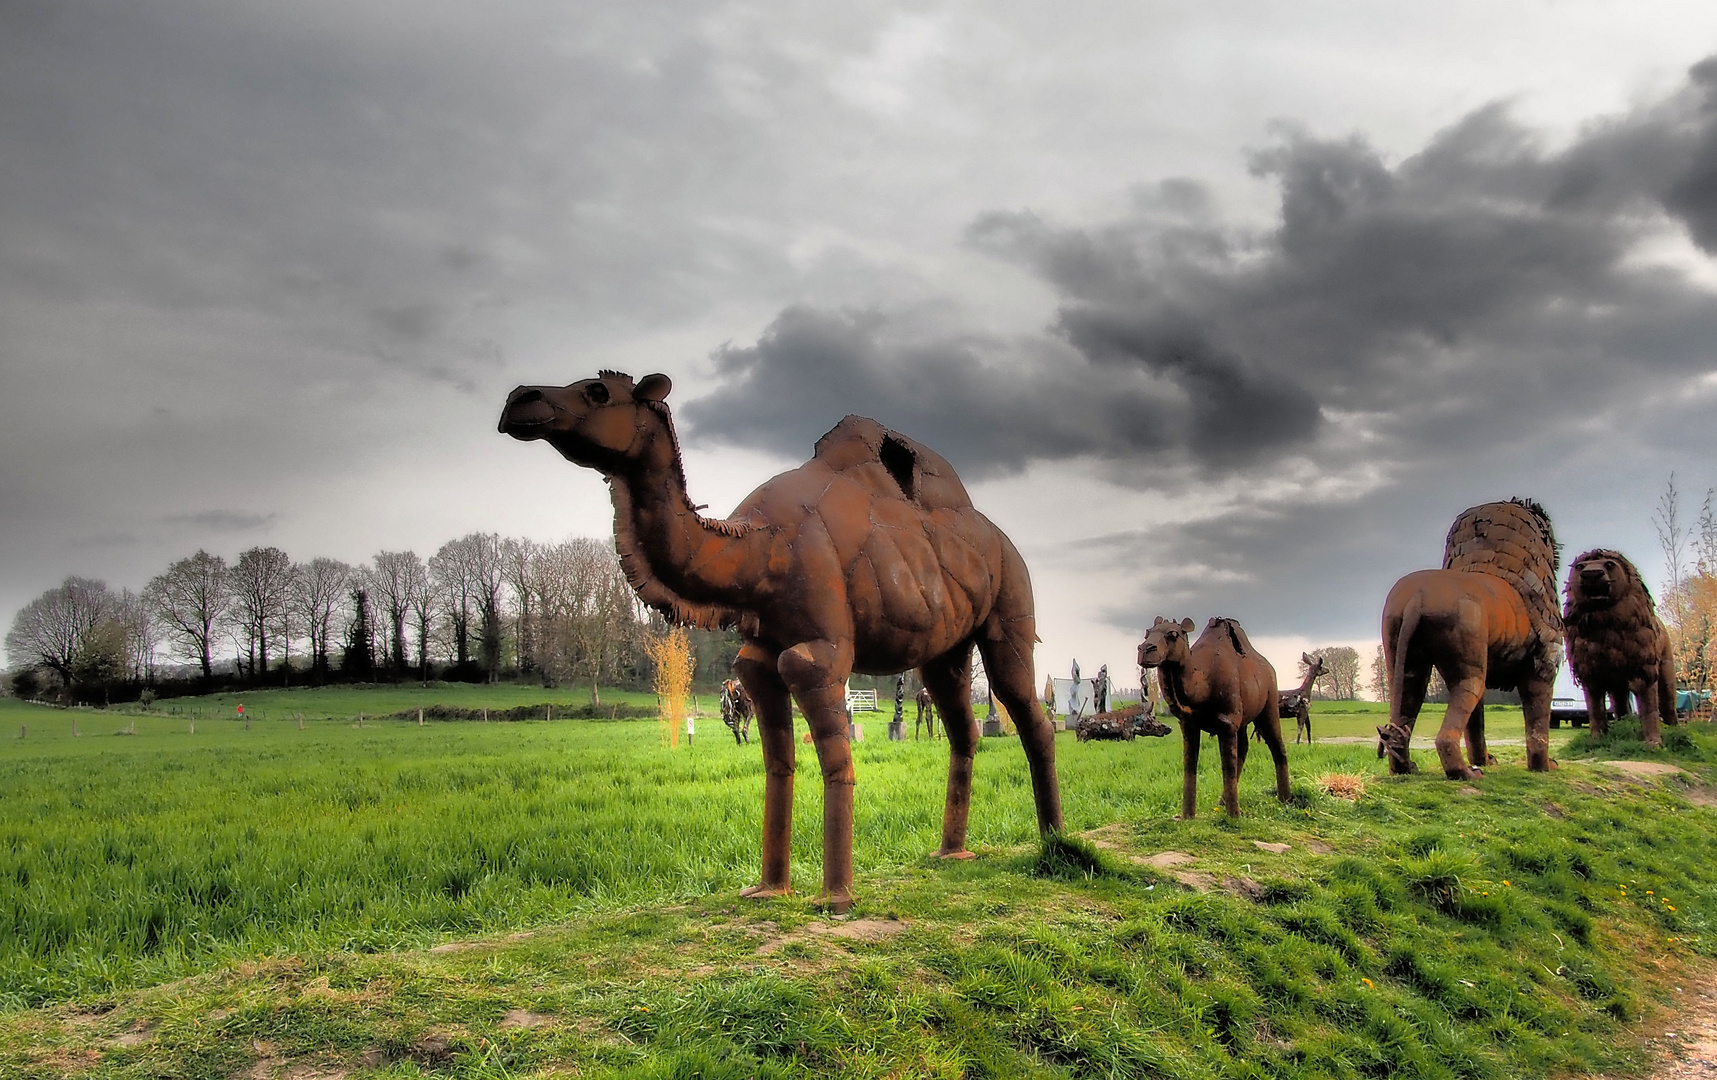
xmin=1094 ymin=664 xmax=1109 ymax=715
xmin=1377 ymin=499 xmax=1561 ymax=779
xmin=499 ymin=372 xmax=1063 ymax=912
xmin=915 ymin=686 xmax=937 ymax=739
xmin=1278 ymin=653 xmax=1326 ymax=745
xmin=1138 ymin=616 xmax=1291 ymax=818
xmin=1562 ymin=549 xmax=1677 ymax=746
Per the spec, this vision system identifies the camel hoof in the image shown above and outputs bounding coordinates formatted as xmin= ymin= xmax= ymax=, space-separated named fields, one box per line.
xmin=739 ymin=884 xmax=791 ymax=901
xmin=936 ymin=848 xmax=977 ymax=861
xmin=815 ymin=892 xmax=854 ymax=914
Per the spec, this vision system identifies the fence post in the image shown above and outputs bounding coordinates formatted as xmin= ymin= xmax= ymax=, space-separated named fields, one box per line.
xmin=418 ymin=708 xmax=424 ymax=726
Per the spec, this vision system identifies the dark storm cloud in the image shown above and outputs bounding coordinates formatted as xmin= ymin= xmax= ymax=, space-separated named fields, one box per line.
xmin=691 ymin=59 xmax=1717 ymax=490
xmin=161 ymin=511 xmax=279 ymax=534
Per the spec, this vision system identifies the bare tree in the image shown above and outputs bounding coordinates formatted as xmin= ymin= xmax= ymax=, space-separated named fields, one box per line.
xmin=429 ymin=540 xmax=475 ymax=669
xmin=1368 ymin=643 xmax=1388 ymax=701
xmin=113 ymin=588 xmax=157 ymax=683
xmin=1310 ymin=645 xmax=1361 ymax=699
xmin=370 ymin=551 xmax=422 ymax=676
xmin=291 ymin=557 xmax=350 ymax=681
xmin=1657 ymin=474 xmax=1689 ymax=593
xmin=404 ymin=556 xmax=436 ymax=681
xmin=230 ymin=546 xmax=293 ymax=678
xmin=430 ymin=533 xmax=505 ymax=678
xmin=535 ymin=538 xmax=644 ymax=704
xmin=5 ymin=576 xmax=115 ymax=698
xmin=503 ymin=537 xmax=542 ymax=677
xmin=146 ymin=551 xmax=230 ymax=683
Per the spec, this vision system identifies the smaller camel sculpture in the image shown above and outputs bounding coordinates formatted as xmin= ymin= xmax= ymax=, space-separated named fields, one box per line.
xmin=720 ymin=678 xmax=754 ymax=745
xmin=1563 ymin=549 xmax=1677 ymax=746
xmin=499 ymin=372 xmax=1062 ymax=912
xmin=1278 ymin=653 xmax=1326 ymax=745
xmin=1138 ymin=616 xmax=1291 ymax=818
xmin=914 ymin=686 xmax=937 ymax=739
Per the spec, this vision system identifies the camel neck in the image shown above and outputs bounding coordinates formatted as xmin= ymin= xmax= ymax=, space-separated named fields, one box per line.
xmin=607 ymin=414 xmax=756 ymax=628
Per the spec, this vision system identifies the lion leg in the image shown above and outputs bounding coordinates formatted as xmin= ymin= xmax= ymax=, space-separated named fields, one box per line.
xmin=1635 ymin=675 xmax=1663 ymax=749
xmin=1583 ymin=685 xmax=1609 ymax=738
xmin=1436 ymin=676 xmax=1484 ymax=779
xmin=736 ymin=643 xmax=794 ymax=900
xmin=1522 ymin=675 xmax=1555 ymax=772
xmin=1464 ymin=701 xmax=1489 ymax=772
xmin=921 ymin=644 xmax=980 ymax=859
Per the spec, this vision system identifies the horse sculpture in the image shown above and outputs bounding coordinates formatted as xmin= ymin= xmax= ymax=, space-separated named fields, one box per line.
xmin=914 ymin=686 xmax=937 ymax=739
xmin=499 ymin=372 xmax=1062 ymax=912
xmin=720 ymin=678 xmax=754 ymax=745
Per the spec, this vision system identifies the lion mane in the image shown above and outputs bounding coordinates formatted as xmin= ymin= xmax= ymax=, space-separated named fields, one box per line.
xmin=1562 ymin=548 xmax=1675 ymax=724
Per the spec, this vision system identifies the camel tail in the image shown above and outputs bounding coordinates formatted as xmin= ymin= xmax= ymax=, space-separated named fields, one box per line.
xmin=1388 ymin=589 xmax=1425 ymax=725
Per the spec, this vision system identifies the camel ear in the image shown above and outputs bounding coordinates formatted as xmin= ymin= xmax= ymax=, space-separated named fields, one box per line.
xmin=635 ymin=373 xmax=673 ymax=402
xmin=1179 ymin=618 xmax=1195 ymax=633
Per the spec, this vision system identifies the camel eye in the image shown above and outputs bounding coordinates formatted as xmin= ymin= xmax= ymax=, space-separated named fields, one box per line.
xmin=1605 ymin=561 xmax=1616 ymax=571
xmin=586 ymin=382 xmax=611 ymax=405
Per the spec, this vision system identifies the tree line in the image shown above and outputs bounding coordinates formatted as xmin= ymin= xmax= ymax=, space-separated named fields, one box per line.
xmin=4 ymin=533 xmax=741 ymax=706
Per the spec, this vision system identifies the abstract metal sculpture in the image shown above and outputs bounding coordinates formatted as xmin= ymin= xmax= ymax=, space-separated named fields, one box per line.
xmin=499 ymin=372 xmax=1063 ymax=911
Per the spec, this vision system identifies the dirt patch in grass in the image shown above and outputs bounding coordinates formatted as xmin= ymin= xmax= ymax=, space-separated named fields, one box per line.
xmin=1601 ymin=760 xmax=1693 ymax=779
xmin=500 ymin=1009 xmax=553 ymax=1029
xmin=1639 ymin=961 xmax=1717 ymax=1079
xmin=755 ymin=918 xmax=908 ymax=956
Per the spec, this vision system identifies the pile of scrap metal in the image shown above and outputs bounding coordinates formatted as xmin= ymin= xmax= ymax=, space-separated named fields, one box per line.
xmin=1074 ymin=703 xmax=1171 ymax=742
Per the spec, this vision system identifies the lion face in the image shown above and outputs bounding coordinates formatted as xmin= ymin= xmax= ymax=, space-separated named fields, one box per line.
xmin=1565 ymin=548 xmax=1641 ymax=611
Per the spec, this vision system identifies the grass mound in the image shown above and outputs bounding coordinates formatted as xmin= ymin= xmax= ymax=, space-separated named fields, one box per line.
xmin=388 ymin=701 xmax=657 ymax=723
xmin=1563 ymin=715 xmax=1710 ymax=760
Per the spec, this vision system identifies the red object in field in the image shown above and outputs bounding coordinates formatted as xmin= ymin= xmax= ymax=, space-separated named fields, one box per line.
xmin=236 ymin=704 xmax=244 ymax=715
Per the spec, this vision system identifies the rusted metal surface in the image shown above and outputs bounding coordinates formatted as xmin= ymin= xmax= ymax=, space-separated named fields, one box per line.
xmin=499 ymin=372 xmax=1062 ymax=912
xmin=1380 ymin=499 xmax=1562 ymax=779
xmin=1138 ymin=616 xmax=1290 ymax=818
xmin=1562 ymin=548 xmax=1677 ymax=746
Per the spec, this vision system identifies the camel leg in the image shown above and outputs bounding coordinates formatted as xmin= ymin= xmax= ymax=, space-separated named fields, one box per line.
xmin=1216 ymin=724 xmax=1243 ymax=817
xmin=1464 ymin=701 xmax=1489 ymax=770
xmin=1254 ymin=704 xmax=1292 ymax=804
xmin=921 ymin=645 xmax=979 ymax=858
xmin=735 ymin=643 xmax=794 ymax=900
xmin=776 ymin=640 xmax=858 ymax=913
xmin=977 ymin=630 xmax=1064 ymax=837
xmin=1436 ymin=676 xmax=1484 ymax=779
xmin=1635 ymin=675 xmax=1663 ymax=749
xmin=1179 ymin=720 xmax=1202 ymax=819
xmin=1521 ymin=675 xmax=1555 ymax=771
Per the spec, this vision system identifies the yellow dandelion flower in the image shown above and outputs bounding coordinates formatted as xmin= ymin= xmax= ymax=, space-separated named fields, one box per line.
xmin=1502 ymin=880 xmax=1510 ymax=887
xmin=1362 ymin=978 xmax=1374 ymax=988
xmin=1667 ymin=905 xmax=1676 ymax=912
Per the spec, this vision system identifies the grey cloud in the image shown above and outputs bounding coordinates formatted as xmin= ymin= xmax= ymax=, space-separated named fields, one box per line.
xmin=161 ymin=511 xmax=279 ymax=534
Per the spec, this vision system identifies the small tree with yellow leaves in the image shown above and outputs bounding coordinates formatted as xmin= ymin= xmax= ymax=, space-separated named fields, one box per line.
xmin=646 ymin=626 xmax=695 ymax=748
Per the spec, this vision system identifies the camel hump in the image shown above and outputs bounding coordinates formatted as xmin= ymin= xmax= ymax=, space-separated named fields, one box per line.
xmin=1202 ymin=616 xmax=1253 ymax=656
xmin=812 ymin=415 xmax=974 ymax=510
xmin=1443 ymin=498 xmax=1563 ymax=645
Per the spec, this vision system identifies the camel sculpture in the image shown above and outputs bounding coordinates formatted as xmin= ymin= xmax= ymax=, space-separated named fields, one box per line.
xmin=1377 ymin=499 xmax=1561 ymax=779
xmin=1279 ymin=653 xmax=1326 ymax=745
xmin=1562 ymin=549 xmax=1677 ymax=746
xmin=914 ymin=686 xmax=937 ymax=739
xmin=720 ymin=678 xmax=754 ymax=745
xmin=1138 ymin=616 xmax=1291 ymax=818
xmin=499 ymin=372 xmax=1062 ymax=912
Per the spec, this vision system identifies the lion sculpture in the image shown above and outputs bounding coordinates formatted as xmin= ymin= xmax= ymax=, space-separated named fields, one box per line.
xmin=1377 ymin=499 xmax=1562 ymax=779
xmin=1562 ymin=548 xmax=1677 ymax=746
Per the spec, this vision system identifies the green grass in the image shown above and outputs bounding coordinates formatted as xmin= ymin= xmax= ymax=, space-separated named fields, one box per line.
xmin=1 ymin=690 xmax=1714 ymax=1078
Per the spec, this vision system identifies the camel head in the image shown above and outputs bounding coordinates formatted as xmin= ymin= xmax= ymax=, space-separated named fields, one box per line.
xmin=1565 ymin=548 xmax=1640 ymax=611
xmin=1137 ymin=616 xmax=1196 ymax=669
xmin=498 ymin=371 xmax=673 ymax=474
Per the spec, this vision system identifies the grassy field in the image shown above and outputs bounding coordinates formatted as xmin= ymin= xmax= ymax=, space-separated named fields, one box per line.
xmin=0 ymin=689 xmax=1712 ymax=1078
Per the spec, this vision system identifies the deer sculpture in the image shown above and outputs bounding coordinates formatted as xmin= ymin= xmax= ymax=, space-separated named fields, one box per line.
xmin=499 ymin=372 xmax=1062 ymax=912
xmin=1279 ymin=653 xmax=1326 ymax=745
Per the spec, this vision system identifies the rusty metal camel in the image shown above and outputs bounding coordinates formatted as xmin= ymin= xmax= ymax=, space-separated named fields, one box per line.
xmin=499 ymin=372 xmax=1063 ymax=912
xmin=1138 ymin=616 xmax=1291 ymax=818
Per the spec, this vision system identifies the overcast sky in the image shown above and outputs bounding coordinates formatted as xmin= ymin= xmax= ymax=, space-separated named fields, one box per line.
xmin=7 ymin=1 xmax=1717 ymax=694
